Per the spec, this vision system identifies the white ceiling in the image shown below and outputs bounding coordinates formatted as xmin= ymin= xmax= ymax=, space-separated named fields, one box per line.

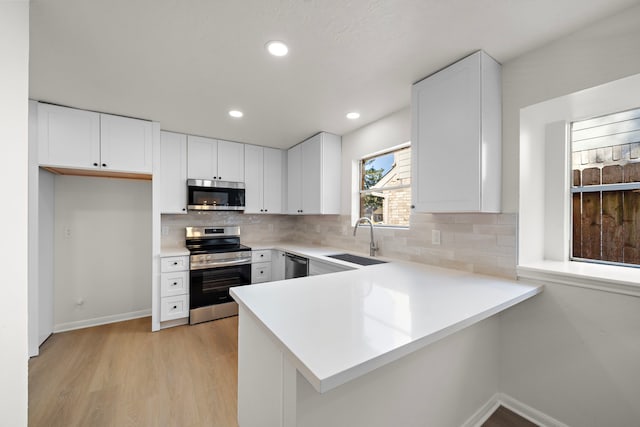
xmin=29 ymin=0 xmax=640 ymax=149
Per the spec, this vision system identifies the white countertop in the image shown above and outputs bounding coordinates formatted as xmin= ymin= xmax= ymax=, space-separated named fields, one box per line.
xmin=230 ymin=248 xmax=542 ymax=393
xmin=160 ymin=246 xmax=190 ymax=257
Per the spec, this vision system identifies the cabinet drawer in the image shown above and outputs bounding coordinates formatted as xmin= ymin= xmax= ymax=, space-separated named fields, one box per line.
xmin=160 ymin=295 xmax=189 ymax=321
xmin=251 ymin=250 xmax=272 ymax=263
xmin=161 ymin=256 xmax=189 ymax=273
xmin=252 ymin=262 xmax=272 ymax=284
xmin=161 ymin=271 xmax=189 ymax=297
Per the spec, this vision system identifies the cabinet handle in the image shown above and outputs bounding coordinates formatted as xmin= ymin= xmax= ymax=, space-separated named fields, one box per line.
xmin=260 ymin=209 xmax=264 ymax=212
xmin=173 ymin=262 xmax=178 ymax=265
xmin=172 ymin=305 xmax=177 ymax=310
xmin=265 ymin=209 xmax=268 ymax=212
xmin=172 ymin=282 xmax=177 ymax=286
xmin=102 ymin=163 xmax=107 ymax=167
xmin=411 ymin=205 xmax=415 ymax=209
xmin=93 ymin=162 xmax=98 ymax=167
xmin=260 ymin=254 xmax=264 ymax=258
xmin=260 ymin=270 xmax=264 ymax=274
xmin=182 ymin=208 xmax=186 ymax=212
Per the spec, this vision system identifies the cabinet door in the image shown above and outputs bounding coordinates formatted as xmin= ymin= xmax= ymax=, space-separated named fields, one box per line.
xmin=301 ymin=135 xmax=322 ymax=214
xmin=37 ymin=103 xmax=100 ymax=169
xmin=271 ymin=250 xmax=286 ymax=281
xmin=412 ymin=52 xmax=482 ymax=212
xmin=160 ymin=131 xmax=188 ymax=214
xmin=187 ymin=135 xmax=218 ymax=179
xmin=287 ymin=144 xmax=302 ymax=214
xmin=100 ymin=113 xmax=153 ymax=173
xmin=244 ymin=144 xmax=264 ymax=213
xmin=263 ymin=147 xmax=283 ymax=214
xmin=217 ymin=140 xmax=245 ymax=182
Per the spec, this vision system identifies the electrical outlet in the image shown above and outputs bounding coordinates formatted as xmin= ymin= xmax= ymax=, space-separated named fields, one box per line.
xmin=432 ymin=229 xmax=441 ymax=245
xmin=64 ymin=227 xmax=72 ymax=239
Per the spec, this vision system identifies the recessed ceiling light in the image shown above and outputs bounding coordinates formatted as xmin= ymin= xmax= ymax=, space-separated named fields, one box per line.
xmin=266 ymin=41 xmax=288 ymax=57
xmin=229 ymin=110 xmax=243 ymax=118
xmin=346 ymin=112 xmax=360 ymax=120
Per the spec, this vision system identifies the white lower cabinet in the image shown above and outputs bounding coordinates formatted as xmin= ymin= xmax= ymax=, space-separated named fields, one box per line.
xmin=161 ymin=271 xmax=189 ymax=297
xmin=160 ymin=255 xmax=189 ymax=322
xmin=252 ymin=263 xmax=272 ymax=284
xmin=272 ymin=250 xmax=286 ymax=281
xmin=251 ymin=250 xmax=272 ymax=284
xmin=160 ymin=295 xmax=189 ymax=321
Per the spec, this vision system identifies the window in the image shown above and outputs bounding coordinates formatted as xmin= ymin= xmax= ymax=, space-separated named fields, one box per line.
xmin=571 ymin=107 xmax=640 ymax=266
xmin=518 ymin=72 xmax=640 ymax=294
xmin=359 ymin=145 xmax=411 ymax=227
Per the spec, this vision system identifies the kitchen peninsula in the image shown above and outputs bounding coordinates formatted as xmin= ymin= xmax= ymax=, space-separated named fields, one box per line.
xmin=230 ymin=251 xmax=542 ymax=427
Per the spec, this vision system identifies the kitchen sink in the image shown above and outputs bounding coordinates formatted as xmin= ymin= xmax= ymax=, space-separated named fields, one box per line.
xmin=326 ymin=253 xmax=388 ymax=266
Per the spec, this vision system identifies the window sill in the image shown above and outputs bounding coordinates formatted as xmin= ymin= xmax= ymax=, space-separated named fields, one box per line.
xmin=517 ymin=260 xmax=640 ymax=297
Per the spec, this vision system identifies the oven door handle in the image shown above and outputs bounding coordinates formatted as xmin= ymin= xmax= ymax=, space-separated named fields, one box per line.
xmin=191 ymin=257 xmax=252 ymax=270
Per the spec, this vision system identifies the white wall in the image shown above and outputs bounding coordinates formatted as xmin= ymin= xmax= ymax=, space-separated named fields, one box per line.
xmin=501 ymin=3 xmax=640 ymax=212
xmin=500 ymin=283 xmax=640 ymax=426
xmin=335 ymin=4 xmax=640 ymax=426
xmin=0 ymin=1 xmax=29 ymax=425
xmin=498 ymin=4 xmax=640 ymax=426
xmin=340 ymin=108 xmax=411 ymax=217
xmin=54 ymin=176 xmax=152 ymax=331
xmin=38 ymin=170 xmax=55 ymax=344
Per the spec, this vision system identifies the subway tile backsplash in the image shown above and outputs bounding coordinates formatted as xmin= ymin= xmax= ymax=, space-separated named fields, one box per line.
xmin=161 ymin=212 xmax=517 ymax=279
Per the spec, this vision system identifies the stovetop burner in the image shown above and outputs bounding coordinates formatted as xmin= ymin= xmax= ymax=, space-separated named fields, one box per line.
xmin=187 ymin=244 xmax=252 ymax=256
xmin=185 ymin=225 xmax=251 ymax=255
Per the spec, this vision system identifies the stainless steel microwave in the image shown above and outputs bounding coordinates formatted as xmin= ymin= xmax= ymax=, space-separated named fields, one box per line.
xmin=187 ymin=179 xmax=245 ymax=211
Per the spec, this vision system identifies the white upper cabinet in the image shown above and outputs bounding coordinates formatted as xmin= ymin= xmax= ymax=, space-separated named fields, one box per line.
xmin=187 ymin=136 xmax=244 ymax=182
xmin=244 ymin=144 xmax=264 ymax=213
xmin=411 ymin=50 xmax=501 ymax=213
xmin=160 ymin=131 xmax=188 ymax=214
xmin=187 ymin=135 xmax=218 ymax=180
xmin=287 ymin=143 xmax=303 ymax=214
xmin=217 ymin=140 xmax=245 ymax=182
xmin=245 ymin=144 xmax=284 ymax=214
xmin=287 ymin=132 xmax=341 ymax=215
xmin=100 ymin=113 xmax=153 ymax=173
xmin=263 ymin=147 xmax=284 ymax=214
xmin=38 ymin=103 xmax=152 ymax=174
xmin=38 ymin=103 xmax=100 ymax=170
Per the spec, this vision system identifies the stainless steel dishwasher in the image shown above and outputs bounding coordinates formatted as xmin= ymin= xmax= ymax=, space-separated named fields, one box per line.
xmin=285 ymin=253 xmax=309 ymax=279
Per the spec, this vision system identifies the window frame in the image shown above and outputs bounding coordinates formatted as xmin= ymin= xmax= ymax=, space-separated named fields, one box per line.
xmin=518 ymin=72 xmax=640 ymax=297
xmin=355 ymin=142 xmax=411 ymax=229
xmin=569 ymin=108 xmax=640 ymax=268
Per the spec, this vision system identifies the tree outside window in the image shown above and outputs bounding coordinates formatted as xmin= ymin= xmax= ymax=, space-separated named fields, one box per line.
xmin=359 ymin=145 xmax=411 ymax=227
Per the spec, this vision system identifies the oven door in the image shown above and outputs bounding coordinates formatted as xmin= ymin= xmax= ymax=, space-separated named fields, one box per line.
xmin=190 ymin=263 xmax=251 ymax=309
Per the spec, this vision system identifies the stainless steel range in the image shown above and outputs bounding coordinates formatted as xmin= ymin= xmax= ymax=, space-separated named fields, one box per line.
xmin=186 ymin=225 xmax=251 ymax=324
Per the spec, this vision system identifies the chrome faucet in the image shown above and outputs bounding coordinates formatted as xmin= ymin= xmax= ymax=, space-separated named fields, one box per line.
xmin=353 ymin=217 xmax=378 ymax=256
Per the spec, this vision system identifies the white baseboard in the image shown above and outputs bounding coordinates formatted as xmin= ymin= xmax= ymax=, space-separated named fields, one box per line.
xmin=461 ymin=392 xmax=570 ymax=427
xmin=498 ymin=393 xmax=570 ymax=427
xmin=53 ymin=309 xmax=151 ymax=333
xmin=461 ymin=393 xmax=502 ymax=427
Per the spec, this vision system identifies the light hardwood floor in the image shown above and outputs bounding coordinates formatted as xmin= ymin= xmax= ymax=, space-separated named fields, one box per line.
xmin=30 ymin=316 xmax=536 ymax=427
xmin=29 ymin=316 xmax=239 ymax=427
